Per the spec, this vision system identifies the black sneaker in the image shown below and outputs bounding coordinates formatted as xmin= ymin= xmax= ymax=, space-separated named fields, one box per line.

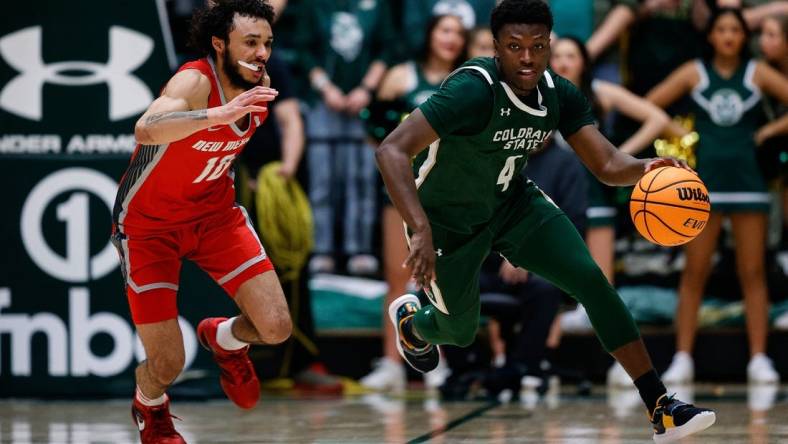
xmin=651 ymin=393 xmax=716 ymax=443
xmin=388 ymin=294 xmax=439 ymax=373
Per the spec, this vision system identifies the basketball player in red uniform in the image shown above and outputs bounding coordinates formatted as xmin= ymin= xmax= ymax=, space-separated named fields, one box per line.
xmin=111 ymin=1 xmax=289 ymax=442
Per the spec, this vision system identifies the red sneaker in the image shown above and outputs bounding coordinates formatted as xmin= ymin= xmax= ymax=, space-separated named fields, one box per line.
xmin=131 ymin=397 xmax=186 ymax=444
xmin=197 ymin=317 xmax=260 ymax=409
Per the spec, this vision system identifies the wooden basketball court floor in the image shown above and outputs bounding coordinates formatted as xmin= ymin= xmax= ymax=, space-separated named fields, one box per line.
xmin=1 ymin=384 xmax=785 ymax=443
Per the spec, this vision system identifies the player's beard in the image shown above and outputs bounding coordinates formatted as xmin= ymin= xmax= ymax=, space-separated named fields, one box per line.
xmin=222 ymin=49 xmax=261 ymax=90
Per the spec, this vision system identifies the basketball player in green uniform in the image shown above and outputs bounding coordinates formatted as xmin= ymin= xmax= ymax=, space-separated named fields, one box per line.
xmin=375 ymin=1 xmax=716 ymax=441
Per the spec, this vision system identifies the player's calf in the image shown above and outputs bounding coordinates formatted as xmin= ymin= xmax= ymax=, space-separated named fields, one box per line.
xmin=388 ymin=294 xmax=440 ymax=373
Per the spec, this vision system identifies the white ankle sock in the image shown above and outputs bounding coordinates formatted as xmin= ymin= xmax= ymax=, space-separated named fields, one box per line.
xmin=216 ymin=317 xmax=248 ymax=351
xmin=136 ymin=387 xmax=167 ymax=406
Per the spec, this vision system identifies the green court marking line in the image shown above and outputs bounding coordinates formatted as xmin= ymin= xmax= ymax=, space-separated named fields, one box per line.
xmin=407 ymin=401 xmax=501 ymax=444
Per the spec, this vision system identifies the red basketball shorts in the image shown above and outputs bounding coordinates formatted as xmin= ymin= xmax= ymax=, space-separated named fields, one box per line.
xmin=112 ymin=206 xmax=274 ymax=324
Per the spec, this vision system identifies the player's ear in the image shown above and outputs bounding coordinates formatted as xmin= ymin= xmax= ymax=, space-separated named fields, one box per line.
xmin=212 ymin=36 xmax=225 ymax=57
xmin=493 ymin=38 xmax=500 ymax=58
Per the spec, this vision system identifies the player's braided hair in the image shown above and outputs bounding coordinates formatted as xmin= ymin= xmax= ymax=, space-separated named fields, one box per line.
xmin=189 ymin=0 xmax=275 ymax=58
xmin=490 ymin=0 xmax=553 ymax=40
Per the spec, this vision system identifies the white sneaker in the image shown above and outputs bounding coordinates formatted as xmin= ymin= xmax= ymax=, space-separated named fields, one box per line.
xmin=662 ymin=352 xmax=694 ymax=384
xmin=423 ymin=355 xmax=450 ymax=390
xmin=606 ymin=361 xmax=634 ymax=387
xmin=747 ymin=353 xmax=780 ymax=385
xmin=560 ymin=305 xmax=593 ymax=333
xmin=775 ymin=311 xmax=788 ymax=330
xmin=347 ymin=254 xmax=379 ymax=275
xmin=360 ymin=358 xmax=406 ymax=392
xmin=309 ymin=255 xmax=335 ymax=274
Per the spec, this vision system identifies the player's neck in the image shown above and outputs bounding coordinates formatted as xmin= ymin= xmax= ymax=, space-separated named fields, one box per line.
xmin=215 ymin=61 xmax=246 ymax=102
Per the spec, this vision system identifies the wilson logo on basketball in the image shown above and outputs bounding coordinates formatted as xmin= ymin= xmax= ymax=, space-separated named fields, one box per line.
xmin=676 ymin=187 xmax=709 ymax=203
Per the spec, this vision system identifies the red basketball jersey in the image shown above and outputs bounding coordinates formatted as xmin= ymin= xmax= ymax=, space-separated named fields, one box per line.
xmin=113 ymin=57 xmax=268 ymax=236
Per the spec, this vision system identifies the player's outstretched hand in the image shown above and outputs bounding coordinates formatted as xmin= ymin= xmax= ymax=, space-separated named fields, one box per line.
xmin=216 ymin=86 xmax=278 ymax=124
xmin=644 ymin=157 xmax=694 ymax=173
xmin=404 ymin=228 xmax=436 ymax=289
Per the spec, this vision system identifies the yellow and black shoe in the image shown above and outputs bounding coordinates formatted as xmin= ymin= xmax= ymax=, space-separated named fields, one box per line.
xmin=651 ymin=393 xmax=715 ymax=443
xmin=388 ymin=294 xmax=439 ymax=373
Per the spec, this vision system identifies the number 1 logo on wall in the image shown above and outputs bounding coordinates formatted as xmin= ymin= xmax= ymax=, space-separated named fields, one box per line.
xmin=20 ymin=168 xmax=119 ymax=283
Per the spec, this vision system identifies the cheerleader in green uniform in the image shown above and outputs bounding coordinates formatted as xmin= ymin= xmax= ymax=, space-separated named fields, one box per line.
xmin=648 ymin=8 xmax=788 ymax=384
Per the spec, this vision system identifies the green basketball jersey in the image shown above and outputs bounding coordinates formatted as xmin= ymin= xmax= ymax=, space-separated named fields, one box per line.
xmin=416 ymin=57 xmax=594 ymax=233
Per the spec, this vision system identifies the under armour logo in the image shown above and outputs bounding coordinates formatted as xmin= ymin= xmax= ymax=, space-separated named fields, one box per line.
xmin=500 ymin=108 xmax=511 ymax=116
xmin=435 ymin=249 xmax=443 ymax=257
xmin=0 ymin=26 xmax=154 ymax=121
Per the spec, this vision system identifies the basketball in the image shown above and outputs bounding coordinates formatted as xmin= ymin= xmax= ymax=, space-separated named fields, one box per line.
xmin=630 ymin=166 xmax=711 ymax=246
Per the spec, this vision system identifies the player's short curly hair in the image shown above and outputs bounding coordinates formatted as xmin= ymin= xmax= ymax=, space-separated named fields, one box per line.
xmin=490 ymin=0 xmax=553 ymax=40
xmin=189 ymin=0 xmax=275 ymax=58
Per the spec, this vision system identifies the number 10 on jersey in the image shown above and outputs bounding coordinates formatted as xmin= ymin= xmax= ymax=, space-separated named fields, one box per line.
xmin=193 ymin=154 xmax=237 ymax=183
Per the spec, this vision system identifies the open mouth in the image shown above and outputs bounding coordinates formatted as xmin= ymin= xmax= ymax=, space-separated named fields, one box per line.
xmin=237 ymin=60 xmax=263 ymax=72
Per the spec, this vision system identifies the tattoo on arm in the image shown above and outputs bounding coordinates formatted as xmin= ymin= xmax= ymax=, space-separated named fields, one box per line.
xmin=144 ymin=109 xmax=207 ymax=125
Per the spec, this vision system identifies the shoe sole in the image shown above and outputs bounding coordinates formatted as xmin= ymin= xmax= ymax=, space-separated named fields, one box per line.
xmin=653 ymin=411 xmax=716 ymax=443
xmin=388 ymin=294 xmax=438 ymax=374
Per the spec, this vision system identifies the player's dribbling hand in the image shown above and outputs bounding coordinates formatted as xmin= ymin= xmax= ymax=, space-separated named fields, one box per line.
xmin=404 ymin=228 xmax=436 ymax=289
xmin=644 ymin=157 xmax=693 ymax=173
xmin=216 ymin=86 xmax=278 ymax=124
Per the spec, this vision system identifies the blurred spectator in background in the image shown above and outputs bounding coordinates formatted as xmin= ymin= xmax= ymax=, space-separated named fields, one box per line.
xmin=466 ymin=26 xmax=495 ymax=59
xmin=547 ymin=36 xmax=679 ymax=387
xmin=694 ymin=0 xmax=788 ymax=32
xmin=402 ymin=0 xmax=495 ymax=56
xmin=758 ymin=15 xmax=788 ymax=242
xmin=647 ymin=7 xmax=788 ymax=384
xmin=239 ymin=53 xmax=343 ymax=393
xmin=360 ymin=14 xmax=467 ymax=392
xmin=296 ymin=0 xmax=396 ymax=276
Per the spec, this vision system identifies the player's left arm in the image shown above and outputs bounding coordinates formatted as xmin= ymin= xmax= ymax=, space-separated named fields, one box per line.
xmin=753 ymin=61 xmax=788 ymax=145
xmin=566 ymin=125 xmax=683 ymax=186
xmin=559 ymin=74 xmax=686 ymax=186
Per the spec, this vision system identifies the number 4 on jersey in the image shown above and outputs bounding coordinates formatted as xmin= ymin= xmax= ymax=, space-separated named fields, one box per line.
xmin=193 ymin=154 xmax=236 ymax=183
xmin=497 ymin=155 xmax=523 ymax=191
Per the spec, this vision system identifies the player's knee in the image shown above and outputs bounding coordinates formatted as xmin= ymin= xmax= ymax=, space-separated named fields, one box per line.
xmin=147 ymin=353 xmax=184 ymax=386
xmin=451 ymin=327 xmax=477 ymax=348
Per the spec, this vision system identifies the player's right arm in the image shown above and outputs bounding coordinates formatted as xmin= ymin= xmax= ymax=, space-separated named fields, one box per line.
xmin=376 ymin=70 xmax=491 ymax=287
xmin=134 ymin=69 xmax=278 ymax=145
xmin=376 ymin=109 xmax=440 ymax=287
